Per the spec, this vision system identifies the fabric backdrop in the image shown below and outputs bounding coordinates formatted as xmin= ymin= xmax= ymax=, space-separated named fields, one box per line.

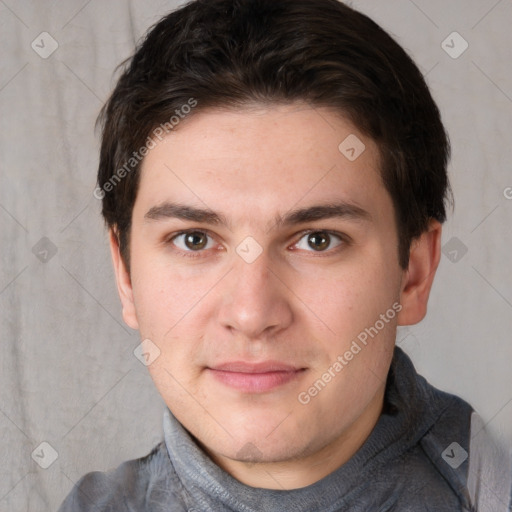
xmin=1 ymin=0 xmax=511 ymax=510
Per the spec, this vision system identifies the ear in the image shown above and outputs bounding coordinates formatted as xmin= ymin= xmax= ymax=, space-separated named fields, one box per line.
xmin=397 ymin=220 xmax=442 ymax=326
xmin=109 ymin=229 xmax=139 ymax=330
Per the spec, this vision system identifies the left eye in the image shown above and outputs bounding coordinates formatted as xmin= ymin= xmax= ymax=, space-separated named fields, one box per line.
xmin=171 ymin=231 xmax=215 ymax=251
xmin=294 ymin=231 xmax=343 ymax=252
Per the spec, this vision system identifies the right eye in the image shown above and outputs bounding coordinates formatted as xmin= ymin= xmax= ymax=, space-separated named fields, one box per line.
xmin=170 ymin=230 xmax=216 ymax=252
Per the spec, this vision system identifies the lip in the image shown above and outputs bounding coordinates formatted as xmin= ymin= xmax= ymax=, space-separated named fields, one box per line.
xmin=207 ymin=361 xmax=306 ymax=393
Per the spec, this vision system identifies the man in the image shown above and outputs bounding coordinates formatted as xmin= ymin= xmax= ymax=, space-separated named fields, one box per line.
xmin=60 ymin=0 xmax=512 ymax=510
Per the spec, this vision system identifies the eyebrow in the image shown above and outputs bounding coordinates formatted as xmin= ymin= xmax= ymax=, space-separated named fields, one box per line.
xmin=144 ymin=203 xmax=229 ymax=225
xmin=274 ymin=202 xmax=371 ymax=228
xmin=143 ymin=201 xmax=372 ymax=229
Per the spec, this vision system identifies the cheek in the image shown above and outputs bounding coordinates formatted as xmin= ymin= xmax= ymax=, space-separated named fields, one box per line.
xmin=129 ymin=255 xmax=208 ymax=337
xmin=129 ymin=260 xmax=216 ymax=392
xmin=300 ymin=267 xmax=398 ymax=416
xmin=304 ymin=261 xmax=398 ymax=328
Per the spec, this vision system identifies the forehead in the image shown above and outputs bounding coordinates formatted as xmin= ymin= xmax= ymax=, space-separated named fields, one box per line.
xmin=134 ymin=104 xmax=391 ymax=227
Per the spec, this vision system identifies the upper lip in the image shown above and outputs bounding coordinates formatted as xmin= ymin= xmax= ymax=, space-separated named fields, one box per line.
xmin=209 ymin=361 xmax=304 ymax=373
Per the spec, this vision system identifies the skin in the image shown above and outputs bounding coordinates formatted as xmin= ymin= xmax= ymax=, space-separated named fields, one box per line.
xmin=110 ymin=104 xmax=442 ymax=490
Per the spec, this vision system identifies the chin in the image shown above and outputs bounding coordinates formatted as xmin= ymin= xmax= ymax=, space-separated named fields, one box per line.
xmin=217 ymin=414 xmax=313 ymax=458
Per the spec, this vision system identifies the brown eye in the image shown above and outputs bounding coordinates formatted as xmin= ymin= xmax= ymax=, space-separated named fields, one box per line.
xmin=184 ymin=231 xmax=208 ymax=250
xmin=308 ymin=232 xmax=330 ymax=251
xmin=294 ymin=231 xmax=344 ymax=252
xmin=171 ymin=231 xmax=213 ymax=252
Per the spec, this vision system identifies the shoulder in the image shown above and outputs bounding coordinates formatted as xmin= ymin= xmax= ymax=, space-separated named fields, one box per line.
xmin=58 ymin=442 xmax=188 ymax=512
xmin=362 ymin=393 xmax=473 ymax=510
xmin=413 ymin=390 xmax=511 ymax=511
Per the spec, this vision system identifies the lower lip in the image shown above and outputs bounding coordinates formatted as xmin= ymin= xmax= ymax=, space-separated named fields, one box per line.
xmin=207 ymin=369 xmax=304 ymax=393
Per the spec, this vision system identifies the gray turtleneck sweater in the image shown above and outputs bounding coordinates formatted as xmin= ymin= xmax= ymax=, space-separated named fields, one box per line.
xmin=58 ymin=347 xmax=512 ymax=511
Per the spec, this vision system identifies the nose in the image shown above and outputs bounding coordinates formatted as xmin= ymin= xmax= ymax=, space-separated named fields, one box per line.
xmin=216 ymin=251 xmax=294 ymax=340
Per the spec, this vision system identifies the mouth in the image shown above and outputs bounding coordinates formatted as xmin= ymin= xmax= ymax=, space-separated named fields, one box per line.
xmin=206 ymin=361 xmax=307 ymax=393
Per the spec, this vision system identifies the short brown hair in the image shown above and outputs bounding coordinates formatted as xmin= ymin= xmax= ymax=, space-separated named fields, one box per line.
xmin=97 ymin=0 xmax=451 ymax=269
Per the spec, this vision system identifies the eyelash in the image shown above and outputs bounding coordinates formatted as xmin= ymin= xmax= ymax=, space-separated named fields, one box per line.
xmin=165 ymin=229 xmax=350 ymax=259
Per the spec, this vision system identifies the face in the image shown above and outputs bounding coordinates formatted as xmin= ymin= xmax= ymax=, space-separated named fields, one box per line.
xmin=112 ymin=104 xmax=440 ymax=486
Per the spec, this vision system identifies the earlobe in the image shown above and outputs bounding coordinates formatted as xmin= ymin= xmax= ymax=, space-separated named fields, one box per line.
xmin=109 ymin=229 xmax=139 ymax=330
xmin=397 ymin=220 xmax=442 ymax=326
